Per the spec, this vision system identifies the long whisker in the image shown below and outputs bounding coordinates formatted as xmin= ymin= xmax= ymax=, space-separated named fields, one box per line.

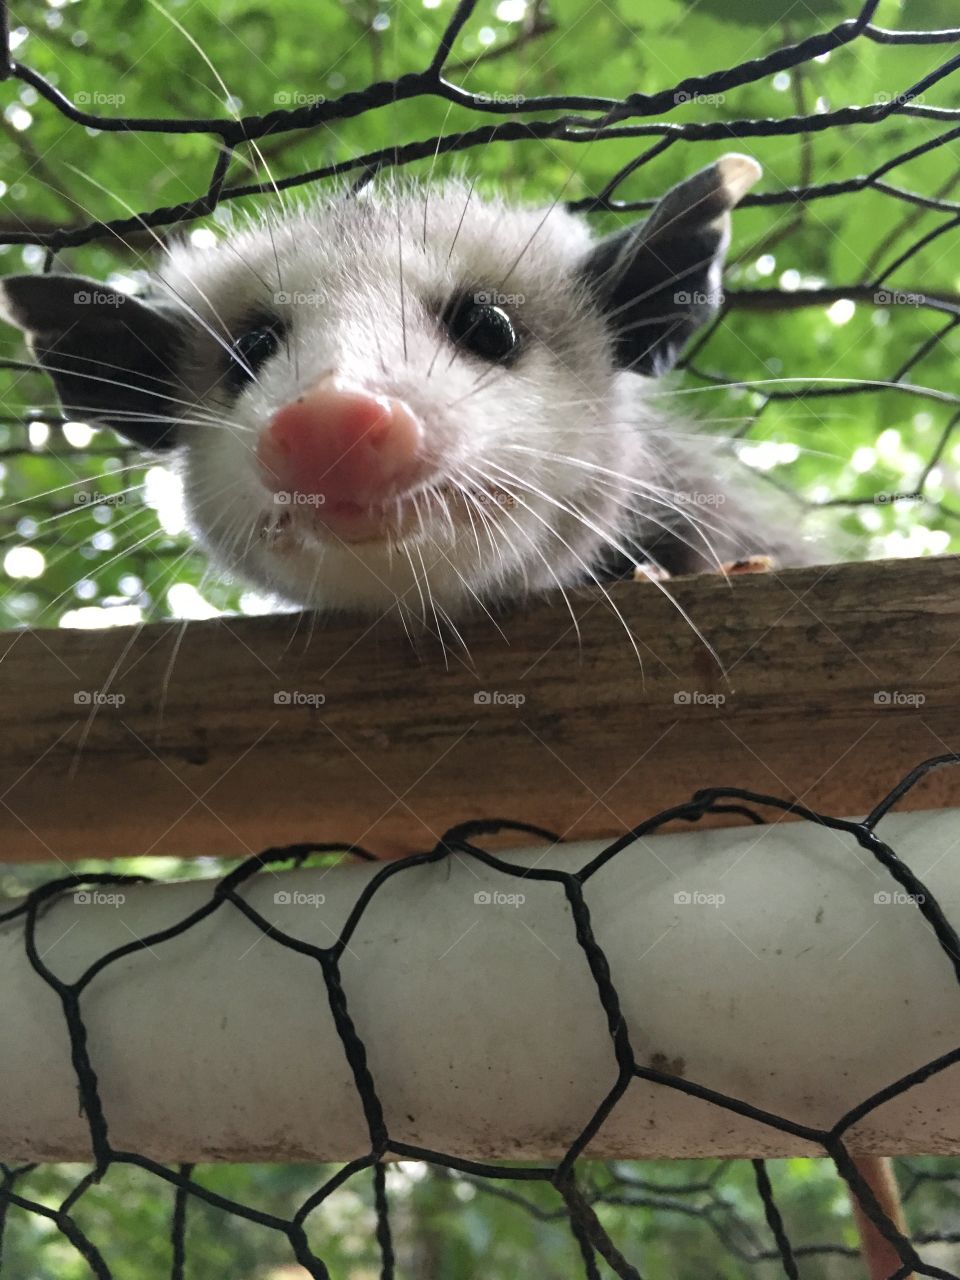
xmin=480 ymin=455 xmax=658 ymax=576
xmin=37 ymin=520 xmax=167 ymax=621
xmin=70 ymin=519 xmax=228 ymax=766
xmin=36 ymin=490 xmax=154 ymax=545
xmin=58 ymin=164 xmax=259 ymax=388
xmin=0 ymin=479 xmax=147 ymax=540
xmin=492 ymin=443 xmax=750 ymax=566
xmin=646 ymin=374 xmax=960 ymax=405
xmin=435 ymin=598 xmax=476 ymax=669
xmin=144 ymin=0 xmax=292 ymax=311
xmin=468 ymin=459 xmax=722 ymax=673
xmin=399 ymin=539 xmax=429 ymax=628
xmin=411 ymin=524 xmax=448 ymax=666
xmin=424 ymin=177 xmax=481 ymax=381
xmin=2 ymin=350 xmax=257 ymax=429
xmin=452 ymin=477 xmax=512 ymax=583
xmin=428 ymin=534 xmax=510 ymax=643
xmin=494 ymin=129 xmax=606 ymax=296
xmin=458 ymin=469 xmax=587 ymax=654
xmin=396 ymin=179 xmax=409 ymax=365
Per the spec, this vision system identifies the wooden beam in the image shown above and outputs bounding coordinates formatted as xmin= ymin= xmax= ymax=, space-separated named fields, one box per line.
xmin=2 ymin=555 xmax=959 ymax=863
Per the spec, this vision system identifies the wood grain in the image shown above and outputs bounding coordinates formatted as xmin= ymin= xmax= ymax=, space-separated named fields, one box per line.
xmin=1 ymin=555 xmax=959 ymax=863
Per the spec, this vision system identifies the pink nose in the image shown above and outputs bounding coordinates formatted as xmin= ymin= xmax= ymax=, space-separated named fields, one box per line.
xmin=257 ymin=376 xmax=425 ymax=515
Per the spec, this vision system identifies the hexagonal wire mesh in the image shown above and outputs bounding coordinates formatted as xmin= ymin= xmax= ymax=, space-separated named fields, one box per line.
xmin=1 ymin=0 xmax=960 ymax=1277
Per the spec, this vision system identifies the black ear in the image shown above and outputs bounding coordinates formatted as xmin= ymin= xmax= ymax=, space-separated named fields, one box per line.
xmin=578 ymin=154 xmax=761 ymax=376
xmin=0 ymin=273 xmax=190 ymax=449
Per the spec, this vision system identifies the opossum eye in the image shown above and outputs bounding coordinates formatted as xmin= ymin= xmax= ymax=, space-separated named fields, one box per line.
xmin=227 ymin=315 xmax=286 ymax=390
xmin=442 ymin=295 xmax=519 ymax=364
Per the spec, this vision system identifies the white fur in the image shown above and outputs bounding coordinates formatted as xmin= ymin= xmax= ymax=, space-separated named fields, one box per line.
xmin=152 ymin=178 xmax=728 ymax=617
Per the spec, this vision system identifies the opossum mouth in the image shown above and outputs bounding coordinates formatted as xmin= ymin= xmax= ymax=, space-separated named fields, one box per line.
xmin=256 ymin=483 xmax=516 ymax=549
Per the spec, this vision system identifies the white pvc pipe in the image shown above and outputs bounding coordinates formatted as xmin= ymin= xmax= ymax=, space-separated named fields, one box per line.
xmin=2 ymin=808 xmax=959 ymax=1164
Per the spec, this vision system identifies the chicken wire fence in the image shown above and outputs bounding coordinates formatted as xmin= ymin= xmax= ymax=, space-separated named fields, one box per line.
xmin=2 ymin=754 xmax=960 ymax=1279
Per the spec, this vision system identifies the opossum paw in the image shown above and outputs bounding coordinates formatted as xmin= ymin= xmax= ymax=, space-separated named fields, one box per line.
xmin=719 ymin=555 xmax=777 ymax=575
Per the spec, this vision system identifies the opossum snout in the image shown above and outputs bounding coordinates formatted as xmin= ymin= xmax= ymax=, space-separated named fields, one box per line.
xmin=256 ymin=375 xmax=427 ymax=538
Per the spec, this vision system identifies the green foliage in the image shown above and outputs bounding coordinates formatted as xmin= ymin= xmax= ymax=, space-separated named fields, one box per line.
xmin=9 ymin=1156 xmax=953 ymax=1279
xmin=0 ymin=0 xmax=957 ymax=625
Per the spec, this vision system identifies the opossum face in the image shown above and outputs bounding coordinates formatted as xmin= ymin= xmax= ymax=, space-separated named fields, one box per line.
xmin=0 ymin=157 xmax=759 ymax=617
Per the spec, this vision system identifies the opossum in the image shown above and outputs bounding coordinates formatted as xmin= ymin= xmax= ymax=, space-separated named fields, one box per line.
xmin=0 ymin=154 xmax=810 ymax=623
